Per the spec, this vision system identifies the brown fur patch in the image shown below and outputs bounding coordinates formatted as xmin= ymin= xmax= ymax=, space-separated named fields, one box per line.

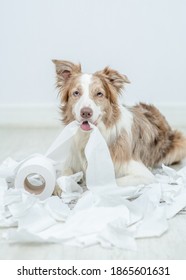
xmin=52 ymin=60 xmax=82 ymax=124
xmin=94 ymin=73 xmax=121 ymax=128
xmin=130 ymin=103 xmax=186 ymax=167
xmin=59 ymin=74 xmax=82 ymax=124
xmin=108 ymin=131 xmax=132 ymax=175
xmin=95 ymin=67 xmax=130 ymax=91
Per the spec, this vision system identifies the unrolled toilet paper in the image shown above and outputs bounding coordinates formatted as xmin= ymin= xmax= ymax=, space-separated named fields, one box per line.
xmin=1 ymin=121 xmax=186 ymax=250
xmin=14 ymin=156 xmax=56 ymax=200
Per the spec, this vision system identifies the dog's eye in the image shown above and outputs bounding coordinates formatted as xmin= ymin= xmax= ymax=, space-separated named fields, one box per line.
xmin=73 ymin=91 xmax=80 ymax=97
xmin=96 ymin=92 xmax=104 ymax=97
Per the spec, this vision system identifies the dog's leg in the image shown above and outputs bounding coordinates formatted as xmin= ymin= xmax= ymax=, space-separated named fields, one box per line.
xmin=116 ymin=160 xmax=155 ymax=187
xmin=52 ymin=168 xmax=74 ymax=197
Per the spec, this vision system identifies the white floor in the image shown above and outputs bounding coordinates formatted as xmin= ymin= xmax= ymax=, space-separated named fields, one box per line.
xmin=0 ymin=126 xmax=186 ymax=260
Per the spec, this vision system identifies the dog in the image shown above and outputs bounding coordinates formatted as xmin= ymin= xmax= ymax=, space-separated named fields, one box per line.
xmin=52 ymin=59 xmax=186 ymax=192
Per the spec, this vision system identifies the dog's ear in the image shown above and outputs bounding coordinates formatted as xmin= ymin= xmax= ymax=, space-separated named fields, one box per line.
xmin=96 ymin=67 xmax=130 ymax=92
xmin=52 ymin=60 xmax=81 ymax=86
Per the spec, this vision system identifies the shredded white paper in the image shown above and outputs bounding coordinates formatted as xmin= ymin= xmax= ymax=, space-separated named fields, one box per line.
xmin=0 ymin=121 xmax=186 ymax=250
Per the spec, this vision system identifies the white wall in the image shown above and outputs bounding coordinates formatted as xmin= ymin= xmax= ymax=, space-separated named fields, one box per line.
xmin=0 ymin=0 xmax=186 ymax=125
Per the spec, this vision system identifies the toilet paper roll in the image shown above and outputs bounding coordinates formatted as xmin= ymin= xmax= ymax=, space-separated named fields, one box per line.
xmin=14 ymin=156 xmax=56 ymax=200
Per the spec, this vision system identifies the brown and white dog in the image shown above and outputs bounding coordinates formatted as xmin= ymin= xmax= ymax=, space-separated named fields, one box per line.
xmin=52 ymin=59 xmax=186 ymax=189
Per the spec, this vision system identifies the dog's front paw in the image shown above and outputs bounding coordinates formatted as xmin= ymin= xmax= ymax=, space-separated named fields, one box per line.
xmin=52 ymin=185 xmax=62 ymax=197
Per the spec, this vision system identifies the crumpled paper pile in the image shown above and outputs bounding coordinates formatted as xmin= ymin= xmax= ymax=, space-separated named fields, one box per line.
xmin=0 ymin=121 xmax=186 ymax=250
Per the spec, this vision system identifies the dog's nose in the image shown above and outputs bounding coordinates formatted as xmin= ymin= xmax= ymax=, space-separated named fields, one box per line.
xmin=80 ymin=107 xmax=93 ymax=119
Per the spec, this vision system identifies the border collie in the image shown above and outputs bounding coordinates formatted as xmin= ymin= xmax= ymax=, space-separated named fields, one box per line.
xmin=52 ymin=60 xmax=186 ymax=190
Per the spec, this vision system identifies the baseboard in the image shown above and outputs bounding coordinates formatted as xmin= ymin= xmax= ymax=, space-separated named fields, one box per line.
xmin=0 ymin=104 xmax=61 ymax=128
xmin=0 ymin=103 xmax=185 ymax=128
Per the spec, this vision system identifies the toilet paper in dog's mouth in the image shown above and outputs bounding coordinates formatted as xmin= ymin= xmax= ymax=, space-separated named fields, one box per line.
xmin=0 ymin=121 xmax=186 ymax=250
xmin=80 ymin=120 xmax=92 ymax=131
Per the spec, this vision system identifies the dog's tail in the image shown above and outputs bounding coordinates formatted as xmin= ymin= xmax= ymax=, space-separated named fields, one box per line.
xmin=163 ymin=130 xmax=186 ymax=165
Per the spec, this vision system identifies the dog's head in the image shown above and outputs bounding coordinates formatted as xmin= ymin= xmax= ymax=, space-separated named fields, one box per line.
xmin=53 ymin=60 xmax=130 ymax=131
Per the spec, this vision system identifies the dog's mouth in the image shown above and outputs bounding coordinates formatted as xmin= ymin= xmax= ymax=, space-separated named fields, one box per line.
xmin=80 ymin=120 xmax=92 ymax=131
xmin=80 ymin=116 xmax=100 ymax=131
